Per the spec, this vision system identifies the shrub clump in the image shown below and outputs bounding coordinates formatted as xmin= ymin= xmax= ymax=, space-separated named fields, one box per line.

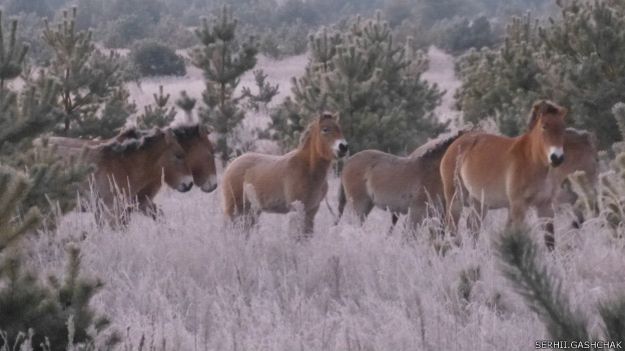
xmin=130 ymin=40 xmax=186 ymax=77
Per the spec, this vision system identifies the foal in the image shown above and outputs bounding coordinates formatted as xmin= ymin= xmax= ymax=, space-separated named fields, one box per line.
xmin=222 ymin=113 xmax=348 ymax=235
xmin=440 ymin=100 xmax=568 ymax=249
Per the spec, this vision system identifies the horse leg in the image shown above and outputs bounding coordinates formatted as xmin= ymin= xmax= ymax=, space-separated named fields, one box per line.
xmin=442 ymin=174 xmax=463 ymax=235
xmin=467 ymin=200 xmax=487 ymax=243
xmin=137 ymin=183 xmax=163 ymax=220
xmin=536 ymin=201 xmax=556 ymax=251
xmin=351 ymin=197 xmax=374 ymax=225
xmin=388 ymin=212 xmax=399 ymax=236
xmin=506 ymin=199 xmax=528 ymax=232
xmin=303 ymin=205 xmax=320 ymax=240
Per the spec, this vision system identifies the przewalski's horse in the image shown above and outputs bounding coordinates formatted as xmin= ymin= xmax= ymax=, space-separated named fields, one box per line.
xmin=47 ymin=124 xmax=217 ymax=216
xmin=440 ymin=100 xmax=568 ymax=249
xmin=46 ymin=128 xmax=193 ymax=222
xmin=553 ymin=128 xmax=599 ymax=226
xmin=222 ymin=113 xmax=348 ymax=235
xmin=337 ymin=132 xmax=464 ymax=231
xmin=112 ymin=124 xmax=218 ymax=214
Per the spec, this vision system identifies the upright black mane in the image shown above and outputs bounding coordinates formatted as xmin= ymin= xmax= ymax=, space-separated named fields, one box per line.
xmin=528 ymin=100 xmax=562 ymax=131
xmin=418 ymin=130 xmax=466 ymax=160
xmin=170 ymin=124 xmax=201 ymax=141
xmin=101 ymin=128 xmax=163 ymax=154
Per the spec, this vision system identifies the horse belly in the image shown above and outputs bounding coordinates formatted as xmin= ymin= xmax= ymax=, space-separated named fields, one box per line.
xmin=461 ymin=167 xmax=508 ymax=209
xmin=367 ymin=169 xmax=414 ymax=214
xmin=243 ymin=180 xmax=289 ymax=214
xmin=371 ymin=190 xmax=411 ymax=214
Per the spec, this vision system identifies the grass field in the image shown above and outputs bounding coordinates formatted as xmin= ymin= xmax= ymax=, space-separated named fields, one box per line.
xmin=21 ymin=49 xmax=625 ymax=351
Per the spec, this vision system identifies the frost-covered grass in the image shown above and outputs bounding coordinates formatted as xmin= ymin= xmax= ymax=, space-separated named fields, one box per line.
xmin=19 ymin=49 xmax=625 ymax=350
xmin=22 ymin=176 xmax=625 ymax=351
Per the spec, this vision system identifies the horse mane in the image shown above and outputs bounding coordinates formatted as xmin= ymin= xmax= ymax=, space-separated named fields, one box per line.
xmin=418 ymin=130 xmax=466 ymax=160
xmin=527 ymin=100 xmax=562 ymax=131
xmin=170 ymin=124 xmax=201 ymax=141
xmin=564 ymin=127 xmax=597 ymax=149
xmin=101 ymin=128 xmax=163 ymax=154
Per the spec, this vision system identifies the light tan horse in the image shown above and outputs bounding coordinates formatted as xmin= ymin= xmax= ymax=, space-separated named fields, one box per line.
xmin=222 ymin=113 xmax=348 ymax=235
xmin=46 ymin=128 xmax=193 ymax=222
xmin=440 ymin=100 xmax=568 ymax=249
xmin=337 ymin=131 xmax=464 ymax=231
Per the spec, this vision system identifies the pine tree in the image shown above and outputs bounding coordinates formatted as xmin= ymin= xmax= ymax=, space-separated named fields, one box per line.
xmin=0 ymin=12 xmax=86 ymax=219
xmin=191 ymin=5 xmax=258 ymax=163
xmin=270 ymin=12 xmax=445 ymax=153
xmin=241 ymin=69 xmax=279 ymax=112
xmin=455 ymin=12 xmax=543 ymax=136
xmin=496 ymin=227 xmax=625 ymax=343
xmin=137 ymin=85 xmax=176 ymax=129
xmin=536 ymin=0 xmax=625 ymax=148
xmin=0 ymin=14 xmax=114 ymax=350
xmin=456 ymin=1 xmax=625 ymax=147
xmin=43 ymin=7 xmax=135 ymax=139
xmin=495 ymin=227 xmax=589 ymax=340
xmin=176 ymin=90 xmax=197 ymax=123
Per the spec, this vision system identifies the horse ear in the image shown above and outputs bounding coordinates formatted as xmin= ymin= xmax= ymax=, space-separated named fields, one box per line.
xmin=319 ymin=112 xmax=335 ymax=121
xmin=532 ymin=100 xmax=547 ymax=115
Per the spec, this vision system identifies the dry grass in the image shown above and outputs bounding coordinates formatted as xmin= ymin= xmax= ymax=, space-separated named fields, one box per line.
xmin=19 ymin=49 xmax=625 ymax=350
xmin=23 ymin=177 xmax=625 ymax=350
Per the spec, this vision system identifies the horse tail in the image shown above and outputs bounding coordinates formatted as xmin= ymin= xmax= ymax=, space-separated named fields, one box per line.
xmin=337 ymin=182 xmax=347 ymax=225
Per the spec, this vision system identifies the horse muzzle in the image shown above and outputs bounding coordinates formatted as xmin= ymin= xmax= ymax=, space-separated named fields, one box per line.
xmin=548 ymin=146 xmax=565 ymax=167
xmin=177 ymin=176 xmax=194 ymax=192
xmin=201 ymin=176 xmax=218 ymax=193
xmin=550 ymin=154 xmax=565 ymax=167
xmin=334 ymin=139 xmax=349 ymax=158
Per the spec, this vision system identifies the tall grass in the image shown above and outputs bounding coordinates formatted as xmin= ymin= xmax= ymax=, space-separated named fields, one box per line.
xmin=18 ymin=175 xmax=624 ymax=350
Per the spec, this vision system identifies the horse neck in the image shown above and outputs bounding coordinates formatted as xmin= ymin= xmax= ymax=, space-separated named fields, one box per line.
xmin=516 ymin=129 xmax=549 ymax=171
xmin=295 ymin=134 xmax=332 ymax=180
xmin=117 ymin=143 xmax=168 ymax=189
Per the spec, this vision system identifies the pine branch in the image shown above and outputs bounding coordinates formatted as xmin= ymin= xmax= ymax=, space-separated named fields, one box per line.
xmin=495 ymin=228 xmax=590 ymax=340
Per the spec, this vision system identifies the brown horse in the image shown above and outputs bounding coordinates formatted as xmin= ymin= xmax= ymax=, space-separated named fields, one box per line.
xmin=222 ymin=113 xmax=348 ymax=235
xmin=111 ymin=124 xmax=217 ymax=215
xmin=47 ymin=124 xmax=217 ymax=216
xmin=46 ymin=128 xmax=193 ymax=222
xmin=337 ymin=132 xmax=464 ymax=231
xmin=440 ymin=100 xmax=568 ymax=249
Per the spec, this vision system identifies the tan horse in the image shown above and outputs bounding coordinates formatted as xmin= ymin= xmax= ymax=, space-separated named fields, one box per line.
xmin=337 ymin=131 xmax=464 ymax=230
xmin=46 ymin=128 xmax=193 ymax=222
xmin=553 ymin=128 xmax=599 ymax=226
xmin=222 ymin=113 xmax=348 ymax=234
xmin=440 ymin=100 xmax=568 ymax=249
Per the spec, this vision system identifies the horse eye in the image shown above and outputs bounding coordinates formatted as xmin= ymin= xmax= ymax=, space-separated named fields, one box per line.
xmin=176 ymin=153 xmax=184 ymax=160
xmin=322 ymin=127 xmax=330 ymax=133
